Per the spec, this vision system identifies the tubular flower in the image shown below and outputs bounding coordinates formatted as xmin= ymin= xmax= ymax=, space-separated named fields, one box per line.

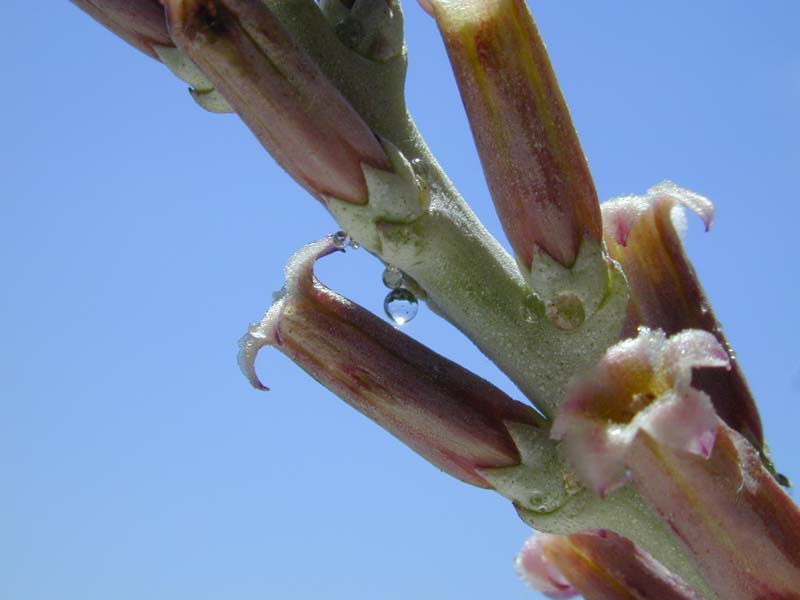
xmin=602 ymin=182 xmax=764 ymax=453
xmin=162 ymin=0 xmax=391 ymax=204
xmin=422 ymin=0 xmax=602 ymax=271
xmin=553 ymin=328 xmax=800 ymax=599
xmin=628 ymin=421 xmax=800 ymax=600
xmin=552 ymin=327 xmax=728 ymax=497
xmin=516 ymin=530 xmax=703 ymax=600
xmin=238 ymin=235 xmax=545 ymax=488
xmin=515 ymin=534 xmax=577 ymax=599
xmin=71 ymin=0 xmax=172 ymax=59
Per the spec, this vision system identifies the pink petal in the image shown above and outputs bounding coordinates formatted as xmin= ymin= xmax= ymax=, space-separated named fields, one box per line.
xmin=515 ymin=535 xmax=578 ymax=598
xmin=602 ymin=181 xmax=714 ymax=247
xmin=553 ymin=328 xmax=729 ymax=494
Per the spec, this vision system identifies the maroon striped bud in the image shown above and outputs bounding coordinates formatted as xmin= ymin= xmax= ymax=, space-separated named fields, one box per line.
xmin=72 ymin=0 xmax=172 ymax=59
xmin=239 ymin=236 xmax=544 ymax=488
xmin=423 ymin=0 xmax=602 ymax=270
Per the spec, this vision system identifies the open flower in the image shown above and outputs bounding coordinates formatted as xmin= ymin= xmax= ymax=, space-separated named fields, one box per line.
xmin=554 ymin=327 xmax=800 ymax=598
xmin=602 ymin=182 xmax=764 ymax=455
xmin=552 ymin=327 xmax=729 ymax=497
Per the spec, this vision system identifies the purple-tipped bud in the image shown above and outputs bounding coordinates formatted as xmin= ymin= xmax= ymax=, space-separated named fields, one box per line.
xmin=423 ymin=0 xmax=602 ymax=269
xmin=72 ymin=0 xmax=172 ymax=59
xmin=602 ymin=182 xmax=764 ymax=452
xmin=162 ymin=0 xmax=391 ymax=204
xmin=238 ymin=236 xmax=544 ymax=488
xmin=516 ymin=530 xmax=703 ymax=600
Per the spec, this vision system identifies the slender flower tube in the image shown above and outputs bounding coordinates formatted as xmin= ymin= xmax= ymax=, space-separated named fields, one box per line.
xmin=602 ymin=182 xmax=764 ymax=452
xmin=238 ymin=236 xmax=545 ymax=488
xmin=516 ymin=530 xmax=703 ymax=600
xmin=629 ymin=422 xmax=800 ymax=600
xmin=71 ymin=0 xmax=172 ymax=59
xmin=162 ymin=0 xmax=391 ymax=204
xmin=422 ymin=0 xmax=602 ymax=271
xmin=554 ymin=328 xmax=800 ymax=599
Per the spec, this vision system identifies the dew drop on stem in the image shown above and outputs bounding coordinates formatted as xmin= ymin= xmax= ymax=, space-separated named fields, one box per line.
xmin=384 ymin=288 xmax=418 ymax=325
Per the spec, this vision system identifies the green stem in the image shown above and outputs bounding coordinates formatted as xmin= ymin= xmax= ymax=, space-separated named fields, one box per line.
xmin=518 ymin=486 xmax=717 ymax=599
xmin=269 ymin=0 xmax=628 ymax=416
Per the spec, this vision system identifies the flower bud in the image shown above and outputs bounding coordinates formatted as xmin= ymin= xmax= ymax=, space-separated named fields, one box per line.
xmin=163 ymin=0 xmax=391 ymax=204
xmin=72 ymin=0 xmax=172 ymax=59
xmin=423 ymin=0 xmax=602 ymax=270
xmin=238 ymin=236 xmax=544 ymax=488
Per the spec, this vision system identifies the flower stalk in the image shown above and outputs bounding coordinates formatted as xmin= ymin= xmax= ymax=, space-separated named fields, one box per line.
xmin=68 ymin=1 xmax=799 ymax=598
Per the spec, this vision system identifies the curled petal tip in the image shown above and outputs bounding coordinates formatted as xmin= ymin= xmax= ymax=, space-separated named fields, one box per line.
xmin=602 ymin=185 xmax=763 ymax=449
xmin=648 ymin=181 xmax=715 ymax=231
xmin=603 ymin=182 xmax=714 ymax=248
xmin=237 ymin=321 xmax=276 ymax=391
xmin=240 ymin=235 xmax=543 ymax=487
xmin=237 ymin=236 xmax=345 ymax=391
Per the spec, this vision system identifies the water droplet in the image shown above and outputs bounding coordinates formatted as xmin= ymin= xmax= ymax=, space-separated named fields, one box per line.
xmin=332 ymin=231 xmax=350 ymax=249
xmin=349 ymin=240 xmax=360 ymax=250
xmin=410 ymin=157 xmax=428 ymax=176
xmin=410 ymin=158 xmax=431 ymax=192
xmin=528 ymin=492 xmax=546 ymax=511
xmin=520 ymin=294 xmax=545 ymax=323
xmin=546 ymin=292 xmax=586 ymax=330
xmin=381 ymin=265 xmax=404 ymax=289
xmin=776 ymin=472 xmax=792 ymax=488
xmin=384 ymin=288 xmax=418 ymax=325
xmin=335 ymin=18 xmax=362 ymax=49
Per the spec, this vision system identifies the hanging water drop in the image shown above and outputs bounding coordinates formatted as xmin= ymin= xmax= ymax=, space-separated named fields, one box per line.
xmin=384 ymin=288 xmax=418 ymax=325
xmin=381 ymin=265 xmax=404 ymax=289
xmin=349 ymin=240 xmax=360 ymax=250
xmin=332 ymin=231 xmax=350 ymax=249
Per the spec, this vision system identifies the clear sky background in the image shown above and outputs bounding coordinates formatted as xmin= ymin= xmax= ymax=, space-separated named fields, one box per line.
xmin=3 ymin=2 xmax=799 ymax=599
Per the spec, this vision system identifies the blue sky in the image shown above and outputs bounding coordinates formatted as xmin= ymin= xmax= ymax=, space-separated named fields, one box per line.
xmin=3 ymin=2 xmax=799 ymax=599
